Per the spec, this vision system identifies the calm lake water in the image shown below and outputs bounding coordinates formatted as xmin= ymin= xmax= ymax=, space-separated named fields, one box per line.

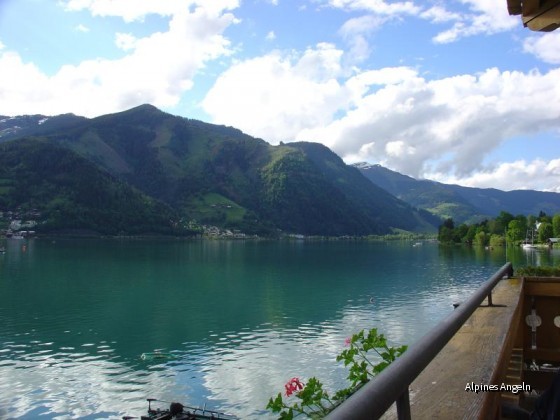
xmin=0 ymin=238 xmax=558 ymax=419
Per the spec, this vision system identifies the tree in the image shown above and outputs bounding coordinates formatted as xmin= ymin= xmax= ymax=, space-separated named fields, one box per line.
xmin=438 ymin=226 xmax=454 ymax=243
xmin=442 ymin=218 xmax=454 ymax=230
xmin=507 ymin=220 xmax=524 ymax=244
xmin=553 ymin=214 xmax=560 ymax=238
xmin=489 ymin=234 xmax=505 ymax=247
xmin=488 ymin=219 xmax=502 ymax=235
xmin=538 ymin=222 xmax=553 ymax=243
xmin=515 ymin=214 xmax=528 ymax=231
xmin=541 ymin=214 xmax=552 ymax=224
xmin=473 ymin=231 xmax=488 ymax=246
xmin=438 ymin=218 xmax=455 ymax=243
xmin=465 ymin=225 xmax=477 ymax=244
xmin=454 ymin=224 xmax=469 ymax=243
xmin=493 ymin=211 xmax=514 ymax=234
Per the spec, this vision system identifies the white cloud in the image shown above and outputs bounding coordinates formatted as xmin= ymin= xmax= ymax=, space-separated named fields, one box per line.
xmin=63 ymin=0 xmax=188 ymax=21
xmin=75 ymin=24 xmax=90 ymax=32
xmin=427 ymin=159 xmax=560 ymax=193
xmin=339 ymin=14 xmax=386 ymax=35
xmin=115 ymin=32 xmax=137 ymax=51
xmin=63 ymin=0 xmax=239 ymax=22
xmin=0 ymin=4 xmax=238 ymax=117
xmin=385 ymin=140 xmax=415 ymax=157
xmin=420 ymin=6 xmax=462 ymax=24
xmin=523 ymin=32 xmax=560 ymax=64
xmin=303 ymin=67 xmax=560 ymax=179
xmin=325 ymin=0 xmax=518 ymax=43
xmin=0 ymin=52 xmax=51 ymax=105
xmin=326 ymin=0 xmax=420 ymax=16
xmin=203 ymin=42 xmax=560 ymax=190
xmin=265 ymin=30 xmax=276 ymax=41
xmin=202 ymin=43 xmax=348 ymax=142
xmin=430 ymin=0 xmax=518 ymax=43
xmin=338 ymin=15 xmax=386 ymax=63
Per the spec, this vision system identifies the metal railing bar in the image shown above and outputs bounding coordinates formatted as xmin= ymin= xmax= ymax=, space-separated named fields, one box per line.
xmin=325 ymin=262 xmax=513 ymax=420
xmin=396 ymin=389 xmax=411 ymax=420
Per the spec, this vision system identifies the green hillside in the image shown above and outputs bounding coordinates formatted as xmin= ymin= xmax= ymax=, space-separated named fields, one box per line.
xmin=1 ymin=105 xmax=439 ymax=236
xmin=0 ymin=138 xmax=189 ymax=235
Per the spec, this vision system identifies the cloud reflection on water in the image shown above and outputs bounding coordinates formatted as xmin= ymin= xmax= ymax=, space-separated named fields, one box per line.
xmin=2 ymin=240 xmax=543 ymax=419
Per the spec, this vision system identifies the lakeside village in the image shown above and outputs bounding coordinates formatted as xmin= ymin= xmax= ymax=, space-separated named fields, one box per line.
xmin=0 ymin=206 xmax=431 ymax=241
xmin=0 ymin=206 xmax=264 ymax=240
xmin=0 ymin=209 xmax=428 ymax=241
xmin=0 ymin=208 xmax=250 ymax=240
xmin=0 ymin=209 xmax=39 ymax=239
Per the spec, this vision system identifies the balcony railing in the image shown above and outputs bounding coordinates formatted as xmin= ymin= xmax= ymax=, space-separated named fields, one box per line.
xmin=325 ymin=262 xmax=514 ymax=420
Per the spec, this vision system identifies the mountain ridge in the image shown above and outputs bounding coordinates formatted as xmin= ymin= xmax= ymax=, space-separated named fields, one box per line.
xmin=354 ymin=162 xmax=560 ymax=223
xmin=0 ymin=105 xmax=438 ymax=236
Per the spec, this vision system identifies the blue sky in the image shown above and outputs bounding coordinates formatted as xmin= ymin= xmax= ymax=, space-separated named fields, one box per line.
xmin=1 ymin=0 xmax=559 ymax=192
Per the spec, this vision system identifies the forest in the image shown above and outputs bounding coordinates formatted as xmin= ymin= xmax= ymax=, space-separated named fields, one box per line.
xmin=437 ymin=210 xmax=560 ymax=246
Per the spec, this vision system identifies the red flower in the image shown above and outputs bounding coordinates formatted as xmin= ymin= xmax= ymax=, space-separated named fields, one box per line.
xmin=344 ymin=337 xmax=352 ymax=347
xmin=285 ymin=377 xmax=304 ymax=397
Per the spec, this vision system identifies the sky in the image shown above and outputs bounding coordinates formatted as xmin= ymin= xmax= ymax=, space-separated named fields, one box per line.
xmin=0 ymin=0 xmax=559 ymax=192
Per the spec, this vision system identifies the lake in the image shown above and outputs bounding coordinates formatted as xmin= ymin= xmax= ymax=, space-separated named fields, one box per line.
xmin=0 ymin=238 xmax=558 ymax=419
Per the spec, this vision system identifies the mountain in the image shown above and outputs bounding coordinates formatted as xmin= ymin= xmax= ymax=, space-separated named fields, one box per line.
xmin=0 ymin=105 xmax=438 ymax=236
xmin=0 ymin=138 xmax=186 ymax=235
xmin=354 ymin=163 xmax=560 ymax=223
xmin=0 ymin=113 xmax=87 ymax=141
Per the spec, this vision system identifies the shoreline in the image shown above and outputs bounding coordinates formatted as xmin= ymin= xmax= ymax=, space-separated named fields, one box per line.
xmin=1 ymin=231 xmax=438 ymax=242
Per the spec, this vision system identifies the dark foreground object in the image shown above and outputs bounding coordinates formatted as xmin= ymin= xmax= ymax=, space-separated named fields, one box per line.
xmin=125 ymin=398 xmax=238 ymax=420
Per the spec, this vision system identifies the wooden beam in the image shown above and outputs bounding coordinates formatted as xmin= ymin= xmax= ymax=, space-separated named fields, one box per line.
xmin=525 ymin=282 xmax=560 ymax=297
xmin=522 ymin=0 xmax=541 ymax=15
xmin=522 ymin=0 xmax=560 ymax=31
xmin=507 ymin=0 xmax=523 ymax=15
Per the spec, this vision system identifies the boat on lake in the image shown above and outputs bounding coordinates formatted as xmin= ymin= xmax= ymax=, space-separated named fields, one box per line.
xmin=131 ymin=398 xmax=238 ymax=420
xmin=140 ymin=351 xmax=174 ymax=361
xmin=522 ymin=228 xmax=536 ymax=249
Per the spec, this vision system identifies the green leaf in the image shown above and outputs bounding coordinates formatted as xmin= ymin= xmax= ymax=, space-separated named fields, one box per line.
xmin=279 ymin=408 xmax=294 ymax=419
xmin=266 ymin=393 xmax=285 ymax=413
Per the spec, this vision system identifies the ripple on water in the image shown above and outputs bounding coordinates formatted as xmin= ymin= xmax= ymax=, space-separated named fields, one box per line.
xmin=0 ymin=241 xmax=516 ymax=419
